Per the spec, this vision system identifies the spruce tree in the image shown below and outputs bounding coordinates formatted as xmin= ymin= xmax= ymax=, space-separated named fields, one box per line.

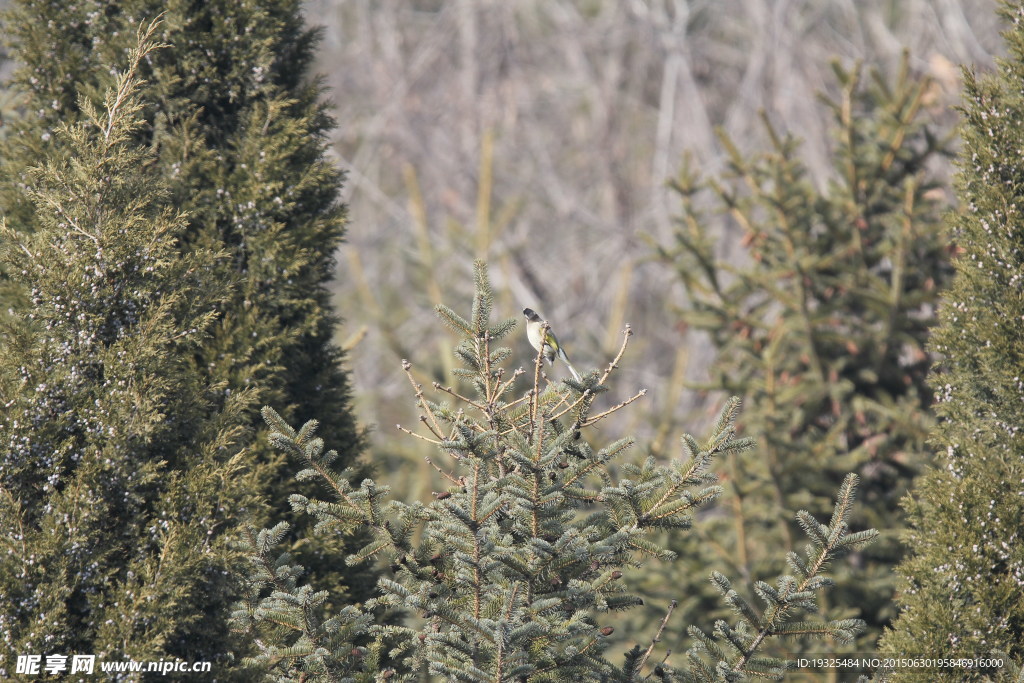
xmin=0 ymin=23 xmax=250 ymax=670
xmin=232 ymin=261 xmax=878 ymax=681
xmin=650 ymin=57 xmax=952 ymax=661
xmin=880 ymin=1 xmax=1024 ymax=677
xmin=0 ymin=0 xmax=368 ymax=603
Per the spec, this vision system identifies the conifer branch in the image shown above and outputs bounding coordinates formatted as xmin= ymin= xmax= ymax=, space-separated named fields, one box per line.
xmin=100 ymin=17 xmax=168 ymax=142
xmin=0 ymin=486 xmax=28 ymax=561
xmin=681 ymin=473 xmax=877 ymax=680
xmin=481 ymin=329 xmax=496 ymax=406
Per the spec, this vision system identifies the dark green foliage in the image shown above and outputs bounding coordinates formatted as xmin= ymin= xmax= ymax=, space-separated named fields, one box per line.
xmin=655 ymin=56 xmax=951 ymax=653
xmin=0 ymin=0 xmax=368 ymax=609
xmin=234 ymin=261 xmax=877 ymax=681
xmin=879 ymin=2 xmax=1024 ymax=678
xmin=0 ymin=23 xmax=251 ymax=670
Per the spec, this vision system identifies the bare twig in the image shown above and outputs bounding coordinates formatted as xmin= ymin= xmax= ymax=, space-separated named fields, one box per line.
xmin=596 ymin=325 xmax=633 ymax=386
xmin=396 ymin=423 xmax=442 ymax=446
xmin=638 ymin=599 xmax=677 ymax=676
xmin=579 ymin=388 xmax=647 ymax=428
xmin=403 ymin=360 xmax=445 ymax=439
xmin=424 ymin=457 xmax=461 ymax=485
xmin=548 ymin=387 xmax=593 ymax=421
xmin=491 ymin=367 xmax=525 ymax=405
xmin=528 ymin=322 xmax=548 ymax=434
xmin=433 ymin=381 xmax=489 ymax=413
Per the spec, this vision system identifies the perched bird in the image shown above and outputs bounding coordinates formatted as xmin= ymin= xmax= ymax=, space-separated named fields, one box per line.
xmin=523 ymin=307 xmax=582 ymax=381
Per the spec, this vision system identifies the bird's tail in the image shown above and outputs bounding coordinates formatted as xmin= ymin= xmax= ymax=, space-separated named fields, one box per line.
xmin=566 ymin=362 xmax=582 ymax=382
xmin=559 ymin=348 xmax=582 ymax=381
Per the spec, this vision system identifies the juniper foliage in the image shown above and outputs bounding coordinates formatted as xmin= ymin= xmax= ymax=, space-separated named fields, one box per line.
xmin=0 ymin=23 xmax=251 ymax=670
xmin=0 ymin=0 xmax=368 ymax=609
xmin=879 ymin=2 xmax=1024 ymax=677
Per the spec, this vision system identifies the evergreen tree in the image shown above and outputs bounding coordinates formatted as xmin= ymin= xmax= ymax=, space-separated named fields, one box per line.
xmin=232 ymin=261 xmax=878 ymax=681
xmin=648 ymin=57 xmax=952 ymax=662
xmin=0 ymin=23 xmax=250 ymax=671
xmin=880 ymin=2 xmax=1024 ymax=677
xmin=0 ymin=0 xmax=368 ymax=604
xmin=0 ymin=46 xmax=27 ymax=323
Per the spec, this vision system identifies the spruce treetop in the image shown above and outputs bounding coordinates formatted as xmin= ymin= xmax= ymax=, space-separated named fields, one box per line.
xmin=234 ymin=261 xmax=877 ymax=681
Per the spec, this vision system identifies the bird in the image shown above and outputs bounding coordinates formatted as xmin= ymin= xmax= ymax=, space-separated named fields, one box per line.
xmin=523 ymin=307 xmax=582 ymax=381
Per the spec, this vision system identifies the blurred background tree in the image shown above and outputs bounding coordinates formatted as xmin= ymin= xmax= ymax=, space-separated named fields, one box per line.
xmin=634 ymin=56 xmax=952 ymax=674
